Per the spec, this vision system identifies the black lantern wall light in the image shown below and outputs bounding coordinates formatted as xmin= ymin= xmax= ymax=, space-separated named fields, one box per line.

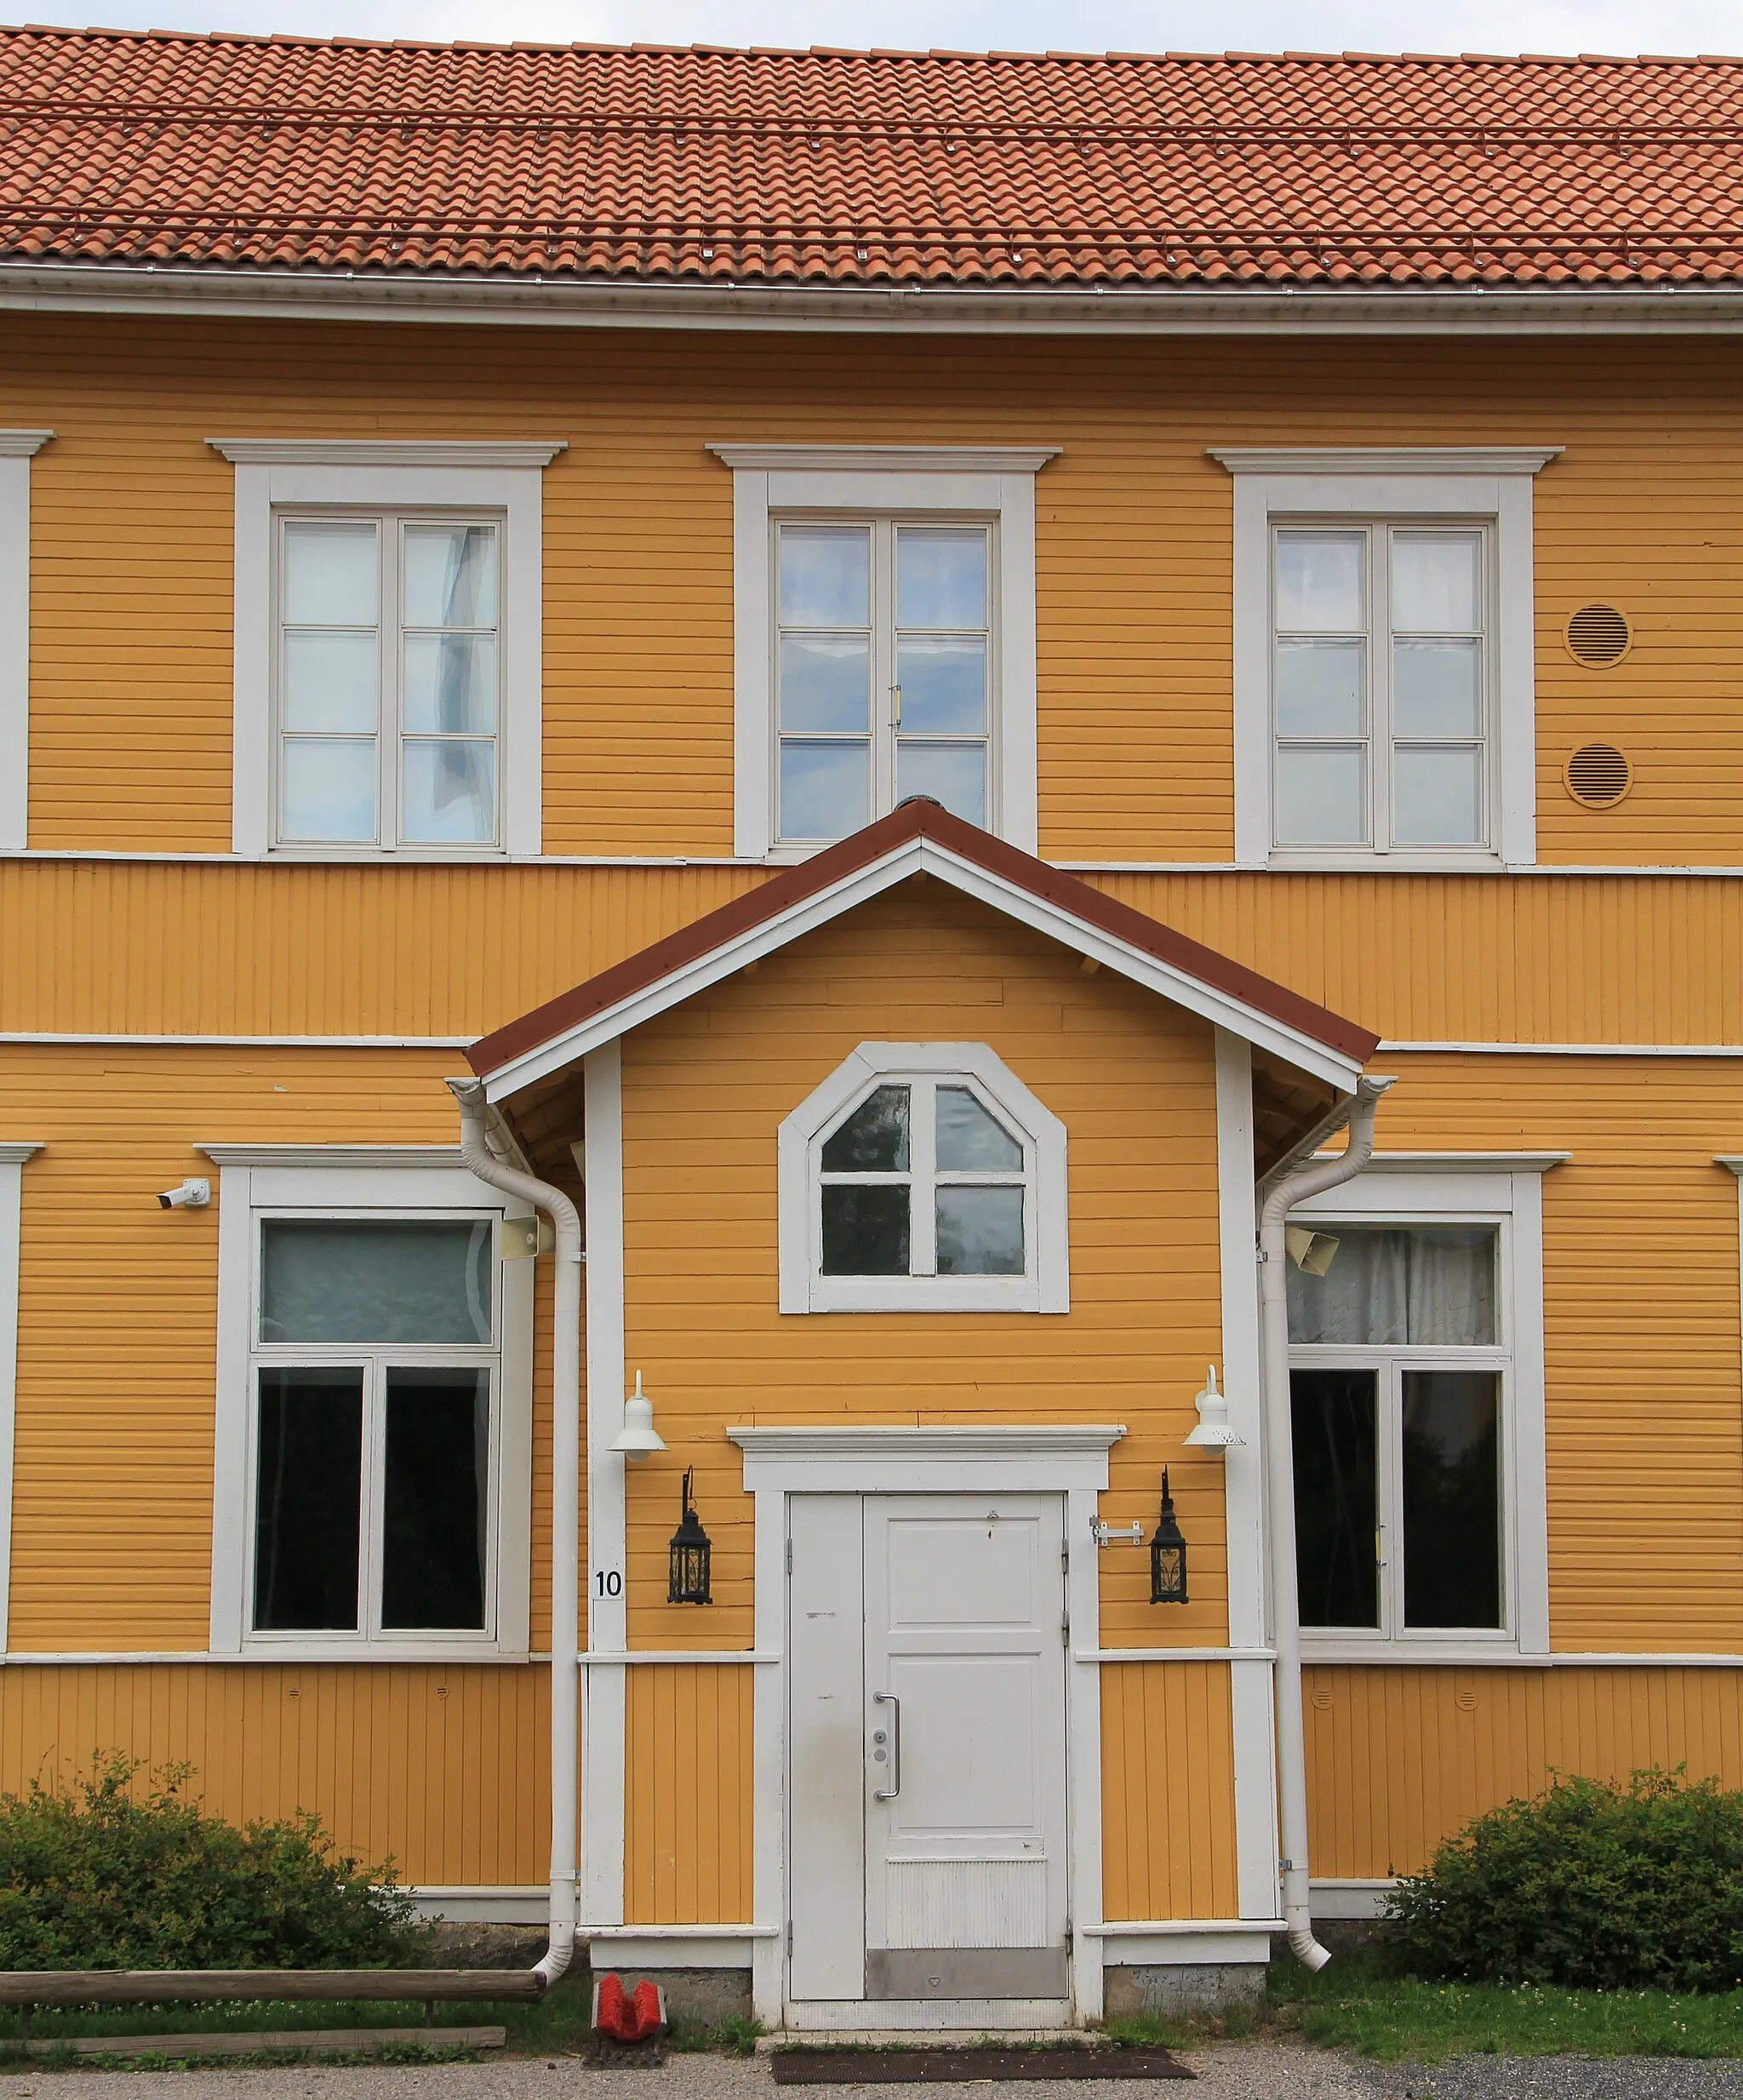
xmin=667 ymin=1468 xmax=713 ymax=1605
xmin=1148 ymin=1469 xmax=1187 ymax=1605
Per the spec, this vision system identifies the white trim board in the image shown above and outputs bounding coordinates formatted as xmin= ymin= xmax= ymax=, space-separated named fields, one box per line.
xmin=0 ymin=432 xmax=52 ymax=850
xmin=776 ymin=1040 xmax=1069 ymax=1315
xmin=478 ymin=830 xmax=1371 ymax=1102
xmin=0 ymin=1143 xmax=41 ymax=1649
xmin=1217 ymin=446 xmax=1556 ymax=873
xmin=713 ymin=445 xmax=1051 ymax=859
xmin=212 ymin=441 xmax=558 ymax=860
xmin=205 ymin=1151 xmax=534 ymax=1661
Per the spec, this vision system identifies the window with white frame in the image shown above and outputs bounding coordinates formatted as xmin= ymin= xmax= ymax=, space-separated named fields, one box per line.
xmin=1272 ymin=525 xmax=1490 ymax=853
xmin=277 ymin=515 xmax=501 ymax=850
xmin=775 ymin=519 xmax=996 ymax=843
xmin=206 ymin=1149 xmax=534 ymax=1657
xmin=1214 ymin=447 xmax=1558 ymax=870
xmin=710 ymin=446 xmax=1054 ymax=860
xmin=778 ymin=1043 xmax=1068 ymax=1313
xmin=1283 ymin=1159 xmax=1557 ymax=1656
xmin=209 ymin=438 xmax=561 ymax=860
xmin=0 ymin=431 xmax=53 ymax=851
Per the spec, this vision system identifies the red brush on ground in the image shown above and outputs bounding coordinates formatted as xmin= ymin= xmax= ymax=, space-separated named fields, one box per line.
xmin=594 ymin=1972 xmax=664 ymax=2043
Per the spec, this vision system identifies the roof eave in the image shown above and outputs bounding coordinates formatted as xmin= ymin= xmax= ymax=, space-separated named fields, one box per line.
xmin=3 ymin=260 xmax=1743 ymax=335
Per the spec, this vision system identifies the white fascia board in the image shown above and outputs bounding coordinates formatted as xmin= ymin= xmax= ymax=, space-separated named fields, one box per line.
xmin=9 ymin=264 xmax=1743 ymax=334
xmin=479 ymin=836 xmax=1368 ymax=1102
xmin=1210 ymin=445 xmax=1562 ymax=476
xmin=197 ymin=1143 xmax=466 ymax=1169
xmin=729 ymin=1422 xmax=1123 ymax=1496
xmin=207 ymin=438 xmax=566 ymax=468
xmin=1310 ymin=1150 xmax=1570 ymax=1172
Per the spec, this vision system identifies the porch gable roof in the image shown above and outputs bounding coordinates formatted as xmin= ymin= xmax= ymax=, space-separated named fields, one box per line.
xmin=466 ymin=800 xmax=1380 ymax=1101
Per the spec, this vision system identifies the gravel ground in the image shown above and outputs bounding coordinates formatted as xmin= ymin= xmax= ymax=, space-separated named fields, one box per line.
xmin=3 ymin=2045 xmax=1741 ymax=2100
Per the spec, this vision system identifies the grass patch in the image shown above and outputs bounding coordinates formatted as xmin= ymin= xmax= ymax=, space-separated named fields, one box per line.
xmin=1264 ymin=1952 xmax=1743 ymax=2064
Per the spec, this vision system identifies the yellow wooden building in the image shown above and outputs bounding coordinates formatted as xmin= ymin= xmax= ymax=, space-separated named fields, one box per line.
xmin=2 ymin=26 xmax=1742 ymax=2025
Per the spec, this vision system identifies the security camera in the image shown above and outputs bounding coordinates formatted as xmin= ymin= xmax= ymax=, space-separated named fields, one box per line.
xmin=157 ymin=1178 xmax=211 ymax=1210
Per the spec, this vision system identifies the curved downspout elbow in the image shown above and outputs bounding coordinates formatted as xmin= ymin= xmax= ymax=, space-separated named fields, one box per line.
xmin=449 ymin=1078 xmax=582 ymax=1991
xmin=1259 ymin=1075 xmax=1395 ymax=1972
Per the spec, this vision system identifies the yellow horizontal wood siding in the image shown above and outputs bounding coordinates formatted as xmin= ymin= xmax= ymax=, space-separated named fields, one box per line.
xmin=614 ymin=879 xmax=1231 ymax=1653
xmin=0 ymin=1662 xmax=549 ymax=1887
xmin=1100 ymin=1662 xmax=1239 ymax=1922
xmin=14 ymin=861 xmax=1743 ymax=1053
xmin=0 ymin=1044 xmax=568 ymax=1652
xmin=9 ymin=317 xmax=1743 ymax=864
xmin=1305 ymin=1664 xmax=1743 ymax=1880
xmin=622 ymin=1664 xmax=754 ymax=1925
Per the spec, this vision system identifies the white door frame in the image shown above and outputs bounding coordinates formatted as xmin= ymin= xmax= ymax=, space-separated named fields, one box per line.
xmin=729 ymin=1424 xmax=1126 ymax=2028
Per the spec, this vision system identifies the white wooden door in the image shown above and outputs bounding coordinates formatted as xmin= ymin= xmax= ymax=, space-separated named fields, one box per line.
xmin=787 ymin=1492 xmax=1069 ymax=2006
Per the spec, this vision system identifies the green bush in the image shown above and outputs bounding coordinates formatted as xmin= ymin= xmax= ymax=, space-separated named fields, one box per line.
xmin=1389 ymin=1765 xmax=1743 ymax=1992
xmin=0 ymin=1754 xmax=427 ymax=1971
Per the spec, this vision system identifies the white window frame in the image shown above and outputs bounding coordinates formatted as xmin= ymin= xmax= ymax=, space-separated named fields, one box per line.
xmin=209 ymin=439 xmax=565 ymax=861
xmin=0 ymin=432 xmax=53 ymax=851
xmin=1287 ymin=1153 xmax=1560 ymax=1662
xmin=0 ymin=1142 xmax=41 ymax=1651
xmin=203 ymin=1147 xmax=534 ymax=1660
xmin=1213 ymin=447 xmax=1561 ymax=873
xmin=709 ymin=445 xmax=1058 ymax=861
xmin=778 ymin=1042 xmax=1068 ymax=1314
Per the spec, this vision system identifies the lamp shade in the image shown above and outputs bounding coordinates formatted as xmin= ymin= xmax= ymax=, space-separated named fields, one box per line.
xmin=1149 ymin=1468 xmax=1188 ymax=1605
xmin=1183 ymin=1363 xmax=1244 ymax=1449
xmin=609 ymin=1370 xmax=666 ymax=1461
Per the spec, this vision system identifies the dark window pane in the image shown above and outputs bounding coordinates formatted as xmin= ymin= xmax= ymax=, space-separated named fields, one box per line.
xmin=1403 ymin=1370 xmax=1503 ymax=1629
xmin=260 ymin=1218 xmax=492 ymax=1345
xmin=1291 ymin=1369 xmax=1379 ymax=1628
xmin=821 ymin=1085 xmax=910 ymax=1174
xmin=254 ymin=1368 xmax=363 ymax=1631
xmin=935 ymin=1186 xmax=1024 ymax=1275
xmin=821 ymin=1185 xmax=910 ymax=1274
xmin=382 ymin=1369 xmax=489 ymax=1630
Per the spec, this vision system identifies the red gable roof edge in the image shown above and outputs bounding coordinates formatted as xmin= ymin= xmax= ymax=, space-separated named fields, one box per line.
xmin=467 ymin=801 xmax=1379 ymax=1086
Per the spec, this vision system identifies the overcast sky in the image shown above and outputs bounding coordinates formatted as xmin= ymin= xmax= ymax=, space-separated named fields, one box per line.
xmin=21 ymin=0 xmax=1743 ymax=65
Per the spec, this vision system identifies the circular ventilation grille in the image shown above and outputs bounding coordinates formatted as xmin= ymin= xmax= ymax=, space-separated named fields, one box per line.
xmin=1564 ymin=743 xmax=1633 ymax=808
xmin=1565 ymin=604 xmax=1632 ymax=667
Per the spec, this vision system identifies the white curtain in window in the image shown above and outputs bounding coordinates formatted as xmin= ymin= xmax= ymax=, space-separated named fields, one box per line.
xmin=1287 ymin=1226 xmax=1496 ymax=1347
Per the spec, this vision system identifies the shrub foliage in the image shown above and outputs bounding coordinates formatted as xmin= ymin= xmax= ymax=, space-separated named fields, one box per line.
xmin=1390 ymin=1765 xmax=1743 ymax=1992
xmin=0 ymin=1755 xmax=426 ymax=1971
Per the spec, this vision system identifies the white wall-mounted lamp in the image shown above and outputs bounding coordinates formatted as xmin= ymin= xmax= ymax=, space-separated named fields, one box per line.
xmin=1183 ymin=1364 xmax=1244 ymax=1450
xmin=610 ymin=1370 xmax=666 ymax=1462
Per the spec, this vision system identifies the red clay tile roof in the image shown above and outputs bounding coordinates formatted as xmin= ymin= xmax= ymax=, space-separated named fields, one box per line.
xmin=4 ymin=28 xmax=1743 ymax=290
xmin=466 ymin=798 xmax=1381 ymax=1084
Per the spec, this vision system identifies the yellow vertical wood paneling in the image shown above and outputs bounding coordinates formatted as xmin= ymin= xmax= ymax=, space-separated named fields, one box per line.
xmin=622 ymin=1664 xmax=753 ymax=1925
xmin=1099 ymin=1662 xmax=1238 ymax=1921
xmin=612 ymin=881 xmax=1229 ymax=1655
xmin=11 ymin=321 xmax=1743 ymax=866
xmin=1305 ymin=1665 xmax=1743 ymax=1880
xmin=0 ymin=1663 xmax=548 ymax=1886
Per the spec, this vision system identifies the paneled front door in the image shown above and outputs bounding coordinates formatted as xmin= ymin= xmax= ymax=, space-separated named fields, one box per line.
xmin=787 ymin=1492 xmax=1069 ymax=2007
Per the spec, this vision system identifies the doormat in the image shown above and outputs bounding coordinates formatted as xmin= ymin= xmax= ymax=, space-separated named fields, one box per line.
xmin=770 ymin=2046 xmax=1192 ymax=2083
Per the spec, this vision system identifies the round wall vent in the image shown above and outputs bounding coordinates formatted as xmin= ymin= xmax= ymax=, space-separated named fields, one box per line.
xmin=1564 ymin=604 xmax=1632 ymax=667
xmin=1564 ymin=743 xmax=1633 ymax=808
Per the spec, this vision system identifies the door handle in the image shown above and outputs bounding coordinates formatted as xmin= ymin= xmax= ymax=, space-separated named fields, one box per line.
xmin=872 ymin=1691 xmax=900 ymax=1800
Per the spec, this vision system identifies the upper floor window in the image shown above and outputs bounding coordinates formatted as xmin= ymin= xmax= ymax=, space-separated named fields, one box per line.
xmin=777 ymin=521 xmax=993 ymax=843
xmin=1273 ymin=526 xmax=1489 ymax=855
xmin=778 ymin=1041 xmax=1068 ymax=1313
xmin=710 ymin=444 xmax=1057 ymax=861
xmin=277 ymin=516 xmax=500 ymax=850
xmin=209 ymin=438 xmax=563 ymax=861
xmin=1214 ymin=445 xmax=1559 ymax=871
xmin=0 ymin=430 xmax=53 ymax=851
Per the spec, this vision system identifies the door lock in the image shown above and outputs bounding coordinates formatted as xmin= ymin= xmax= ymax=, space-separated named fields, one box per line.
xmin=872 ymin=1691 xmax=900 ymax=1800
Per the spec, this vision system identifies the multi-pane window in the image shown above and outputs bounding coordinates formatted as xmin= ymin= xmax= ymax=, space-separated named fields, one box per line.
xmin=818 ymin=1079 xmax=1028 ymax=1280
xmin=775 ymin=520 xmax=993 ymax=844
xmin=1288 ymin=1225 xmax=1509 ymax=1638
xmin=1272 ymin=526 xmax=1489 ymax=854
xmin=277 ymin=515 xmax=500 ymax=849
xmin=249 ymin=1216 xmax=499 ymax=1638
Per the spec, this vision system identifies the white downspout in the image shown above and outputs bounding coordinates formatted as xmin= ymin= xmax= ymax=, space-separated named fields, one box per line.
xmin=449 ymin=1078 xmax=582 ymax=1989
xmin=1258 ymin=1073 xmax=1394 ymax=1971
